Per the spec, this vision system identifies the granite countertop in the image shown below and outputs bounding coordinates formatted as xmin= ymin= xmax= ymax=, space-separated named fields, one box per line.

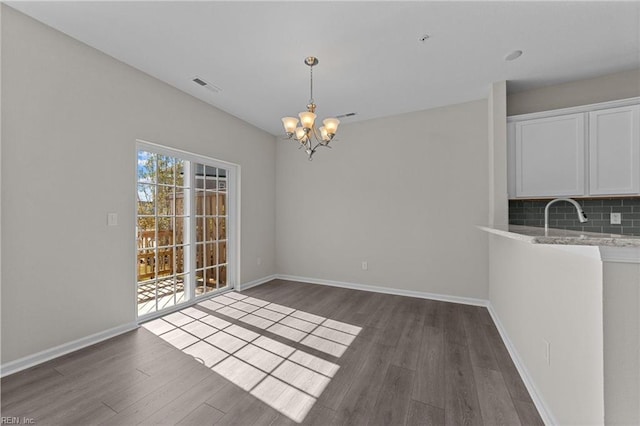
xmin=479 ymin=224 xmax=640 ymax=247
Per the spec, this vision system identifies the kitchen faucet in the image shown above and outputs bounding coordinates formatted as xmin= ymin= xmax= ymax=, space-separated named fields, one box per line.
xmin=544 ymin=198 xmax=588 ymax=232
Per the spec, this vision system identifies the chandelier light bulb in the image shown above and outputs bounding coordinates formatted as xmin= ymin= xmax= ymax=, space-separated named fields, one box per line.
xmin=281 ymin=117 xmax=299 ymax=134
xmin=298 ymin=111 xmax=316 ymax=129
xmin=323 ymin=118 xmax=340 ymax=135
xmin=319 ymin=126 xmax=329 ymax=142
xmin=295 ymin=127 xmax=306 ymax=140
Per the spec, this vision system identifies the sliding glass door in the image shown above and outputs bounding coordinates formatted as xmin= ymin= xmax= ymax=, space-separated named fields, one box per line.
xmin=136 ymin=142 xmax=236 ymax=318
xmin=194 ymin=164 xmax=228 ymax=296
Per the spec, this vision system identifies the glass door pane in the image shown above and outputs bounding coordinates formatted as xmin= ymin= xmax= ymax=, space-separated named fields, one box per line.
xmin=137 ymin=151 xmax=189 ymax=316
xmin=193 ymin=164 xmax=228 ymax=296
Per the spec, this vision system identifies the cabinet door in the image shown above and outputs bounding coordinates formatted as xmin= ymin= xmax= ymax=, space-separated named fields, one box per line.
xmin=589 ymin=105 xmax=640 ymax=195
xmin=514 ymin=113 xmax=585 ymax=197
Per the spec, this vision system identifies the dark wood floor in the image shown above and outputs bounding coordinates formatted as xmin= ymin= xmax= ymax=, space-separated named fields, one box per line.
xmin=1 ymin=279 xmax=544 ymax=425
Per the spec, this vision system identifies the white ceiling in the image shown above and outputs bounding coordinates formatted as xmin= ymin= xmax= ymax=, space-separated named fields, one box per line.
xmin=8 ymin=1 xmax=640 ymax=135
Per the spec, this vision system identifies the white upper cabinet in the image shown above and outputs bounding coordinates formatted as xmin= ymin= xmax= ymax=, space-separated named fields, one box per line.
xmin=513 ymin=113 xmax=585 ymax=198
xmin=588 ymin=105 xmax=640 ymax=195
xmin=508 ymin=99 xmax=640 ymax=199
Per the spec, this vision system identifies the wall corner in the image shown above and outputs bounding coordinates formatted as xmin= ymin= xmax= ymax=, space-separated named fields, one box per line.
xmin=488 ymin=81 xmax=508 ymax=226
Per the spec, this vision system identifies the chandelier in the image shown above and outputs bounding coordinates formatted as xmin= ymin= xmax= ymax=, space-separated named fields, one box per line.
xmin=281 ymin=57 xmax=340 ymax=160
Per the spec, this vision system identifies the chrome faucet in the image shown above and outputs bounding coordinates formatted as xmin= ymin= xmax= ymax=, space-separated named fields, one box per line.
xmin=544 ymin=198 xmax=588 ymax=231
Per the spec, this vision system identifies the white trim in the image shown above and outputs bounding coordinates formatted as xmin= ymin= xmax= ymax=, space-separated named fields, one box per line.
xmin=224 ymin=162 xmax=240 ymax=293
xmin=133 ymin=142 xmax=140 ymax=322
xmin=138 ymin=296 xmax=203 ymax=323
xmin=235 ymin=165 xmax=242 ymax=289
xmin=487 ymin=303 xmax=556 ymax=426
xmin=136 ymin=139 xmax=239 ymax=169
xmin=138 ymin=285 xmax=238 ymax=323
xmin=238 ymin=274 xmax=278 ymax=292
xmin=507 ymin=97 xmax=640 ymax=122
xmin=0 ymin=322 xmax=138 ymax=378
xmin=276 ymin=274 xmax=488 ymax=307
xmin=134 ymin=140 xmax=241 ymax=317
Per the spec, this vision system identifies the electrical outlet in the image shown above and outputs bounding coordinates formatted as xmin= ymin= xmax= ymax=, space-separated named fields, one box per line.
xmin=257 ymin=257 xmax=262 ymax=266
xmin=361 ymin=261 xmax=368 ymax=271
xmin=107 ymin=212 xmax=118 ymax=226
xmin=611 ymin=212 xmax=622 ymax=225
xmin=544 ymin=340 xmax=551 ymax=366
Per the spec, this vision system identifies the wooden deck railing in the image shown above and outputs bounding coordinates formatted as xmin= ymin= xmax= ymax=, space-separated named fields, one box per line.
xmin=137 ymin=229 xmax=175 ymax=281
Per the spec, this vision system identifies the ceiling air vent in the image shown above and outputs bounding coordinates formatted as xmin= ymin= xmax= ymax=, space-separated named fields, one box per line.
xmin=336 ymin=112 xmax=357 ymax=119
xmin=191 ymin=76 xmax=221 ymax=93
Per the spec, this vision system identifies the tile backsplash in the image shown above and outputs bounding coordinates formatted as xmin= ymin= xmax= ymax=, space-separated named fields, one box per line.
xmin=509 ymin=198 xmax=640 ymax=236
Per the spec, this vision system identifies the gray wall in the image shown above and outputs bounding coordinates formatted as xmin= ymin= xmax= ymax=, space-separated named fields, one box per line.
xmin=508 ymin=68 xmax=640 ymax=116
xmin=603 ymin=261 xmax=640 ymax=425
xmin=276 ymin=100 xmax=490 ymax=300
xmin=1 ymin=6 xmax=277 ymax=363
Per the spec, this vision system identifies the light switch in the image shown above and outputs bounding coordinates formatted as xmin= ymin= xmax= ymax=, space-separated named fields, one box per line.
xmin=610 ymin=212 xmax=621 ymax=225
xmin=107 ymin=213 xmax=118 ymax=226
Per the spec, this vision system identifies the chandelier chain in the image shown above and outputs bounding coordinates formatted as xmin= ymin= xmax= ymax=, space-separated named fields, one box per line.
xmin=309 ymin=65 xmax=314 ymax=104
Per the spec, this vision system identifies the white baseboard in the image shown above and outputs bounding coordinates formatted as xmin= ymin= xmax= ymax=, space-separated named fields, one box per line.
xmin=238 ymin=274 xmax=278 ymax=292
xmin=276 ymin=274 xmax=489 ymax=307
xmin=486 ymin=303 xmax=556 ymax=426
xmin=0 ymin=322 xmax=138 ymax=378
xmin=0 ymin=274 xmax=279 ymax=377
xmin=277 ymin=274 xmax=554 ymax=424
xmin=0 ymin=274 xmax=555 ymax=426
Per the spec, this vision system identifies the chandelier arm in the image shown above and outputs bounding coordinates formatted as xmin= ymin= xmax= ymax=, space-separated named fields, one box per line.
xmin=312 ymin=142 xmax=332 ymax=151
xmin=307 ymin=148 xmax=316 ymax=161
xmin=310 ymin=125 xmax=321 ymax=142
xmin=310 ymin=126 xmax=331 ymax=151
xmin=310 ymin=138 xmax=326 ymax=152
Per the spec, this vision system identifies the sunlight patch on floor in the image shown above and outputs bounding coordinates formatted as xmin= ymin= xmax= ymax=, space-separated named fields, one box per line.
xmin=142 ymin=291 xmax=362 ymax=423
xmin=137 ymin=290 xmax=186 ymax=316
